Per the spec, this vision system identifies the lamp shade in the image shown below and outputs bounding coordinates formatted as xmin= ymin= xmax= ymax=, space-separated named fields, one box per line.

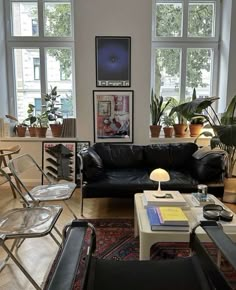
xmin=150 ymin=168 xmax=170 ymax=182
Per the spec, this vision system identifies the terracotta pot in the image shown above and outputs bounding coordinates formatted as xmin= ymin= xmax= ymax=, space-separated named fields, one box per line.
xmin=173 ymin=124 xmax=188 ymax=137
xmin=28 ymin=126 xmax=37 ymax=137
xmin=189 ymin=124 xmax=203 ymax=137
xmin=163 ymin=127 xmax=173 ymax=138
xmin=36 ymin=127 xmax=48 ymax=138
xmin=16 ymin=126 xmax=26 ymax=137
xmin=150 ymin=125 xmax=162 ymax=138
xmin=50 ymin=124 xmax=63 ymax=137
xmin=223 ymin=178 xmax=236 ymax=203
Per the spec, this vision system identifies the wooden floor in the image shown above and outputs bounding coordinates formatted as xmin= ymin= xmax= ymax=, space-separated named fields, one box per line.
xmin=0 ymin=185 xmax=236 ymax=290
xmin=0 ymin=186 xmax=134 ymax=290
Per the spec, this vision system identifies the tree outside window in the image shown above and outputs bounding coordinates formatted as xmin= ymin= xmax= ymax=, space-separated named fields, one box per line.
xmin=152 ymin=0 xmax=219 ymax=101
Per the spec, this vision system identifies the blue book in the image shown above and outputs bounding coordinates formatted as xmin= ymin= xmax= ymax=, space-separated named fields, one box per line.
xmin=146 ymin=207 xmax=189 ymax=231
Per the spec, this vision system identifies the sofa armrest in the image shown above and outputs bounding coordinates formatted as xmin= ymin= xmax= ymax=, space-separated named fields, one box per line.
xmin=78 ymin=148 xmax=105 ymax=181
xmin=191 ymin=147 xmax=227 ymax=183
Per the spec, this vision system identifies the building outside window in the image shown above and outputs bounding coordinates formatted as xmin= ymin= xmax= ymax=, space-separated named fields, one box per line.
xmin=5 ymin=0 xmax=75 ymax=123
xmin=151 ymin=0 xmax=220 ymax=102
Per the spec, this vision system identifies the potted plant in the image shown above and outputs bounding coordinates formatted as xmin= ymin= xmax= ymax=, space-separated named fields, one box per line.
xmin=43 ymin=86 xmax=63 ymax=137
xmin=150 ymin=89 xmax=171 ymax=137
xmin=168 ymin=98 xmax=188 ymax=137
xmin=23 ymin=104 xmax=37 ymax=137
xmin=5 ymin=115 xmax=27 ymax=137
xmin=35 ymin=111 xmax=49 ymax=138
xmin=161 ymin=114 xmax=175 ymax=138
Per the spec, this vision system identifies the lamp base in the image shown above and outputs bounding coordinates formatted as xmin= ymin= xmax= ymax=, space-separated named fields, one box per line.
xmin=153 ymin=192 xmax=166 ymax=198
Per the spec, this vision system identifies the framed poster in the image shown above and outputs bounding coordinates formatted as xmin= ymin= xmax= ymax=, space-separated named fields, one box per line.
xmin=95 ymin=36 xmax=131 ymax=87
xmin=42 ymin=141 xmax=76 ymax=183
xmin=93 ymin=90 xmax=133 ymax=143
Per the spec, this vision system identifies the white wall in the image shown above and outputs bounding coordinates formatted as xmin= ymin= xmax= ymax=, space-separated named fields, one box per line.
xmin=218 ymin=0 xmax=236 ymax=113
xmin=0 ymin=0 xmax=8 ymax=116
xmin=74 ymin=0 xmax=152 ymax=145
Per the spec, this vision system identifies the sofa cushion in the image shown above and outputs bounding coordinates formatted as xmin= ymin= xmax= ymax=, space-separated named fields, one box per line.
xmin=80 ymin=148 xmax=104 ymax=181
xmin=82 ymin=168 xmax=199 ymax=198
xmin=93 ymin=143 xmax=144 ymax=168
xmin=144 ymin=143 xmax=198 ymax=170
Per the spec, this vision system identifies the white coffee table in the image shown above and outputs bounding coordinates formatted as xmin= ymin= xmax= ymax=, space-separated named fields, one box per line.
xmin=134 ymin=193 xmax=236 ymax=260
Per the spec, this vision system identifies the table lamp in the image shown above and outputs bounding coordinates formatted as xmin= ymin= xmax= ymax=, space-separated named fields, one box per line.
xmin=150 ymin=168 xmax=170 ymax=197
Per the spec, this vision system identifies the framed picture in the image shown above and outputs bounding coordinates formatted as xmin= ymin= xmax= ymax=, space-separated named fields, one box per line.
xmin=93 ymin=90 xmax=133 ymax=143
xmin=42 ymin=141 xmax=76 ymax=183
xmin=95 ymin=36 xmax=131 ymax=87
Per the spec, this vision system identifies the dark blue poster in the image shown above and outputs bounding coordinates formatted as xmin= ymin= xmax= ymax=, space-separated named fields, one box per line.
xmin=96 ymin=36 xmax=131 ymax=87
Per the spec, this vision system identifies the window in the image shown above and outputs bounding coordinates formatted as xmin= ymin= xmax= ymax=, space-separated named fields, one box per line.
xmin=152 ymin=0 xmax=220 ymax=102
xmin=5 ymin=0 xmax=75 ymax=123
xmin=33 ymin=57 xmax=40 ymax=80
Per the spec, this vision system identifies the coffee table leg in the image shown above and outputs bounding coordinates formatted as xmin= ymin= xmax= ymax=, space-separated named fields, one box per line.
xmin=140 ymin=234 xmax=151 ymax=260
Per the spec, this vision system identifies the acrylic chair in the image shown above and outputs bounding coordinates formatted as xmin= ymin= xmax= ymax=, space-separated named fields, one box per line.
xmin=0 ymin=144 xmax=21 ymax=198
xmin=8 ymin=153 xmax=78 ymax=218
xmin=0 ymin=168 xmax=63 ymax=290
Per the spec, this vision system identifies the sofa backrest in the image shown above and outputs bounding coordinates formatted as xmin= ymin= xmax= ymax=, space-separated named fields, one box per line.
xmin=92 ymin=142 xmax=198 ymax=170
xmin=144 ymin=143 xmax=198 ymax=170
xmin=93 ymin=143 xmax=144 ymax=168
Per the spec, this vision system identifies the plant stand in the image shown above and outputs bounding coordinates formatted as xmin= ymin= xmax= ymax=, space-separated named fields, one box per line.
xmin=222 ymin=178 xmax=236 ymax=203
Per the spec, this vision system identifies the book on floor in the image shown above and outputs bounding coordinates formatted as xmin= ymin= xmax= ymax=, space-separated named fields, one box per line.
xmin=146 ymin=207 xmax=189 ymax=231
xmin=157 ymin=206 xmax=189 ymax=226
xmin=143 ymin=190 xmax=187 ymax=208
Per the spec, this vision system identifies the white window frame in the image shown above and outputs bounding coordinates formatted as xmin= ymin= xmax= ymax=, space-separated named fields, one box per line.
xmin=4 ymin=0 xmax=75 ymax=118
xmin=151 ymin=0 xmax=221 ymax=100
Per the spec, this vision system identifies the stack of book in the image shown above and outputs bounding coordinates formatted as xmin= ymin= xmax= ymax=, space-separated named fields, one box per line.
xmin=143 ymin=190 xmax=187 ymax=208
xmin=147 ymin=206 xmax=189 ymax=231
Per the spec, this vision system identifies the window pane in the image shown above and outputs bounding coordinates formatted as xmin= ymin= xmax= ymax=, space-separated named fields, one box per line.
xmin=12 ymin=2 xmax=38 ymax=36
xmin=186 ymin=48 xmax=212 ymax=98
xmin=154 ymin=48 xmax=181 ymax=101
xmin=14 ymin=48 xmax=41 ymax=122
xmin=188 ymin=3 xmax=215 ymax=37
xmin=155 ymin=3 xmax=182 ymax=37
xmin=46 ymin=48 xmax=74 ymax=117
xmin=44 ymin=2 xmax=72 ymax=37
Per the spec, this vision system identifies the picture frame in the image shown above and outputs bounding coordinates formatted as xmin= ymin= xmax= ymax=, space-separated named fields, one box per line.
xmin=95 ymin=36 xmax=131 ymax=87
xmin=93 ymin=90 xmax=133 ymax=143
xmin=42 ymin=141 xmax=76 ymax=183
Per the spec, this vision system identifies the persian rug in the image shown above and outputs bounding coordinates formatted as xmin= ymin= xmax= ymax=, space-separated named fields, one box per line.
xmin=45 ymin=218 xmax=236 ymax=290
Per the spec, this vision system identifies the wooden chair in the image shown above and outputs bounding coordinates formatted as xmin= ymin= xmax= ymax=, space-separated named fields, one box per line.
xmin=0 ymin=145 xmax=21 ymax=198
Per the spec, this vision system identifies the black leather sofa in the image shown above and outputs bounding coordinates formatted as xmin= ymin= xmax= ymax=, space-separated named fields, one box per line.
xmin=78 ymin=142 xmax=226 ymax=215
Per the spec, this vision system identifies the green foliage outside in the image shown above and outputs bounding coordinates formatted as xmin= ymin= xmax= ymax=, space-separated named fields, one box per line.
xmin=155 ymin=4 xmax=213 ymax=91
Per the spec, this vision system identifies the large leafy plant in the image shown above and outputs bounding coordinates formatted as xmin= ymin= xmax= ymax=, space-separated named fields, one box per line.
xmin=169 ymin=95 xmax=236 ymax=177
xmin=42 ymin=86 xmax=63 ymax=124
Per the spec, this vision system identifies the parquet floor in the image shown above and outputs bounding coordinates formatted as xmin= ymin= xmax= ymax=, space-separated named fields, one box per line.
xmin=0 ymin=185 xmax=235 ymax=290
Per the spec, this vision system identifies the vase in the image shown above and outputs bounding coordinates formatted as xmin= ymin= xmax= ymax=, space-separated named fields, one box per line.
xmin=36 ymin=127 xmax=48 ymax=138
xmin=189 ymin=124 xmax=203 ymax=137
xmin=28 ymin=126 xmax=37 ymax=137
xmin=50 ymin=124 xmax=63 ymax=137
xmin=222 ymin=178 xmax=236 ymax=203
xmin=173 ymin=124 xmax=188 ymax=137
xmin=163 ymin=127 xmax=173 ymax=138
xmin=16 ymin=126 xmax=26 ymax=137
xmin=150 ymin=125 xmax=162 ymax=138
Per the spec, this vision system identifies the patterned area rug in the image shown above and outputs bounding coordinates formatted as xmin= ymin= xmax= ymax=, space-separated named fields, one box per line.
xmin=46 ymin=219 xmax=236 ymax=290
